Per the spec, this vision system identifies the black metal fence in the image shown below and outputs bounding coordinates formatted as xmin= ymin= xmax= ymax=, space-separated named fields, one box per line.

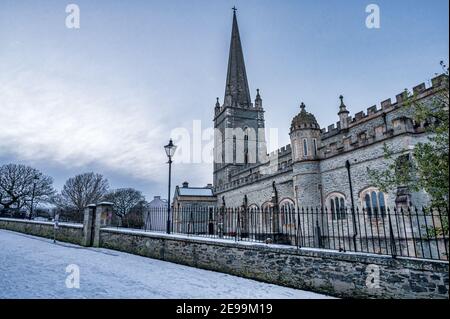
xmin=118 ymin=206 xmax=449 ymax=261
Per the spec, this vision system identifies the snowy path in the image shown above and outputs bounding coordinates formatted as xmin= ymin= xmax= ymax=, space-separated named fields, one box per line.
xmin=0 ymin=230 xmax=332 ymax=299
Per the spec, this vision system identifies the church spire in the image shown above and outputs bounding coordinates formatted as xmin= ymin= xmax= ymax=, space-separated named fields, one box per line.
xmin=224 ymin=8 xmax=252 ymax=108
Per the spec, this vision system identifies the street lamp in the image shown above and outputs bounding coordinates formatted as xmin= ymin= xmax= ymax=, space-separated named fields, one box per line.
xmin=29 ymin=175 xmax=39 ymax=220
xmin=164 ymin=139 xmax=177 ymax=234
xmin=345 ymin=160 xmax=358 ymax=250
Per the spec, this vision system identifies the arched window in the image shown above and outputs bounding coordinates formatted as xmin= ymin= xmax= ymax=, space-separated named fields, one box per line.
xmin=279 ymin=198 xmax=295 ymax=225
xmin=261 ymin=201 xmax=272 ymax=231
xmin=233 ymin=136 xmax=237 ymax=164
xmin=361 ymin=188 xmax=387 ymax=219
xmin=221 ymin=130 xmax=225 ymax=164
xmin=313 ymin=138 xmax=317 ymax=157
xmin=303 ymin=139 xmax=308 ymax=156
xmin=326 ymin=193 xmax=346 ymax=220
xmin=244 ymin=133 xmax=249 ymax=164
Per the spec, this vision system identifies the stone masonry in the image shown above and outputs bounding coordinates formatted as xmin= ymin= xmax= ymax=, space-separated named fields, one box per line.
xmin=212 ymin=10 xmax=448 ymax=211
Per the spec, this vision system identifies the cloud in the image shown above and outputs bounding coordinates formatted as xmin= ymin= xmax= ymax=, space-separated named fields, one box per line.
xmin=0 ymin=67 xmax=175 ymax=183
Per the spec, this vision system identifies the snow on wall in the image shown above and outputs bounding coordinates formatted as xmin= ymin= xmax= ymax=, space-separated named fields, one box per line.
xmin=0 ymin=218 xmax=83 ymax=245
xmin=0 ymin=218 xmax=447 ymax=299
xmin=99 ymin=227 xmax=449 ymax=299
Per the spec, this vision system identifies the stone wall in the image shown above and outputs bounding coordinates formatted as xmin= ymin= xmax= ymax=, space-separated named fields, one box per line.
xmin=217 ymin=169 xmax=294 ymax=208
xmin=99 ymin=228 xmax=449 ymax=299
xmin=0 ymin=218 xmax=83 ymax=245
xmin=319 ymin=132 xmax=431 ymax=208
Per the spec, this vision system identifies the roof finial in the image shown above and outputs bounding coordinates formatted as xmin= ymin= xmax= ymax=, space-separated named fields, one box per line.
xmin=338 ymin=94 xmax=349 ymax=115
xmin=232 ymin=6 xmax=237 ymax=14
xmin=300 ymin=102 xmax=306 ymax=111
xmin=215 ymin=97 xmax=220 ymax=108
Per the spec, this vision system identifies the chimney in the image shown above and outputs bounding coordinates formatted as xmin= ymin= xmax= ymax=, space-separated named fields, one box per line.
xmin=182 ymin=181 xmax=189 ymax=188
xmin=206 ymin=183 xmax=213 ymax=188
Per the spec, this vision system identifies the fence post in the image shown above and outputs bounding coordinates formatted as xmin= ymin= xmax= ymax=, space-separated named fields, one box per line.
xmin=387 ymin=208 xmax=397 ymax=258
xmin=218 ymin=206 xmax=224 ymax=238
xmin=236 ymin=208 xmax=240 ymax=242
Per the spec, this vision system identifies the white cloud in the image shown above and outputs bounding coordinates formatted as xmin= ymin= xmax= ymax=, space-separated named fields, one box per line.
xmin=0 ymin=68 xmax=175 ymax=183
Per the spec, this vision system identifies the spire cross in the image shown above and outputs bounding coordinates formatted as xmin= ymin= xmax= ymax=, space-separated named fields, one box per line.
xmin=232 ymin=6 xmax=237 ymax=13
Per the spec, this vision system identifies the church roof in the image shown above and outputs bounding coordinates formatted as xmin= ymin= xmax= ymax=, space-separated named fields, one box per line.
xmin=177 ymin=188 xmax=214 ymax=197
xmin=175 ymin=182 xmax=215 ymax=198
xmin=291 ymin=103 xmax=320 ymax=131
xmin=224 ymin=10 xmax=252 ymax=108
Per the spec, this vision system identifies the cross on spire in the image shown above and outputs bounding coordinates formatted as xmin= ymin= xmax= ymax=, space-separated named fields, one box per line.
xmin=232 ymin=6 xmax=237 ymax=13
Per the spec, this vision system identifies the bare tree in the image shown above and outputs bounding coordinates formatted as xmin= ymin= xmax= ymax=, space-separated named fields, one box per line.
xmin=104 ymin=188 xmax=145 ymax=226
xmin=59 ymin=172 xmax=109 ymax=215
xmin=0 ymin=164 xmax=54 ymax=214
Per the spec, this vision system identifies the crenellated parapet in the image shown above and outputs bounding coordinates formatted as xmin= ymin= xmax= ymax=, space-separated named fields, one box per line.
xmin=320 ymin=73 xmax=447 ymax=138
xmin=214 ymin=144 xmax=293 ymax=193
xmin=318 ymin=74 xmax=447 ymax=159
xmin=268 ymin=144 xmax=292 ymax=159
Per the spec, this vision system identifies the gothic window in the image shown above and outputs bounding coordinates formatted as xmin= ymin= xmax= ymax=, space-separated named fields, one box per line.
xmin=233 ymin=136 xmax=236 ymax=164
xmin=261 ymin=201 xmax=272 ymax=231
xmin=361 ymin=188 xmax=387 ymax=219
xmin=280 ymin=198 xmax=295 ymax=225
xmin=326 ymin=193 xmax=346 ymax=220
xmin=313 ymin=138 xmax=317 ymax=157
xmin=244 ymin=128 xmax=252 ymax=164
xmin=303 ymin=139 xmax=308 ymax=157
xmin=221 ymin=132 xmax=225 ymax=164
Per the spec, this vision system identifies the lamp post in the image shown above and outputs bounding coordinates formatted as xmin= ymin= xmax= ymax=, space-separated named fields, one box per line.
xmin=164 ymin=139 xmax=177 ymax=234
xmin=29 ymin=175 xmax=39 ymax=220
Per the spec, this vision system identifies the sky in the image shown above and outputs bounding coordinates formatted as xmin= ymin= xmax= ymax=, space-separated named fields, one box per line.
xmin=0 ymin=0 xmax=448 ymax=202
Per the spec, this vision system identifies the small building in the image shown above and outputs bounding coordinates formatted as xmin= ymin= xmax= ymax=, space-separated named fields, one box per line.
xmin=143 ymin=196 xmax=168 ymax=232
xmin=172 ymin=182 xmax=217 ymax=234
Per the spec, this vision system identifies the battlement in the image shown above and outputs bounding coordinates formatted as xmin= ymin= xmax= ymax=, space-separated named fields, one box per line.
xmin=320 ymin=73 xmax=447 ymax=137
xmin=317 ymin=74 xmax=447 ymax=158
xmin=319 ymin=115 xmax=424 ymax=159
xmin=268 ymin=144 xmax=292 ymax=158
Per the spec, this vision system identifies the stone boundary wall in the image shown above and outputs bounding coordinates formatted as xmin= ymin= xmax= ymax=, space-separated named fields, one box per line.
xmin=100 ymin=228 xmax=448 ymax=299
xmin=0 ymin=218 xmax=83 ymax=245
xmin=0 ymin=218 xmax=447 ymax=299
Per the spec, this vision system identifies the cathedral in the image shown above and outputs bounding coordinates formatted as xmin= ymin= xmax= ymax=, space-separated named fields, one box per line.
xmin=211 ymin=10 xmax=447 ymax=212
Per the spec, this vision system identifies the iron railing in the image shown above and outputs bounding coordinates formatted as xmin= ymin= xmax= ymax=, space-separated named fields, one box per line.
xmin=134 ymin=206 xmax=449 ymax=261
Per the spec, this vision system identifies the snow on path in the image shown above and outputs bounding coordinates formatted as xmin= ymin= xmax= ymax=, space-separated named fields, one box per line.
xmin=0 ymin=230 xmax=333 ymax=299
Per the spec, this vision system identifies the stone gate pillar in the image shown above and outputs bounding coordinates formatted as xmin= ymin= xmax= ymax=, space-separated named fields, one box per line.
xmin=93 ymin=202 xmax=113 ymax=247
xmin=82 ymin=204 xmax=96 ymax=247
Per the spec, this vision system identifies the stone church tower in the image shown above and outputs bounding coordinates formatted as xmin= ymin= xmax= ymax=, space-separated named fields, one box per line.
xmin=213 ymin=10 xmax=267 ymax=189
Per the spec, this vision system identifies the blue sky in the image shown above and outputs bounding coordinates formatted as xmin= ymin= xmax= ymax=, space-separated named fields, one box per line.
xmin=0 ymin=0 xmax=448 ymax=201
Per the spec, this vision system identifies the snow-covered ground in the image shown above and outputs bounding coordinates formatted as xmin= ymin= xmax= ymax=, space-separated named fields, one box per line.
xmin=0 ymin=230 xmax=332 ymax=299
